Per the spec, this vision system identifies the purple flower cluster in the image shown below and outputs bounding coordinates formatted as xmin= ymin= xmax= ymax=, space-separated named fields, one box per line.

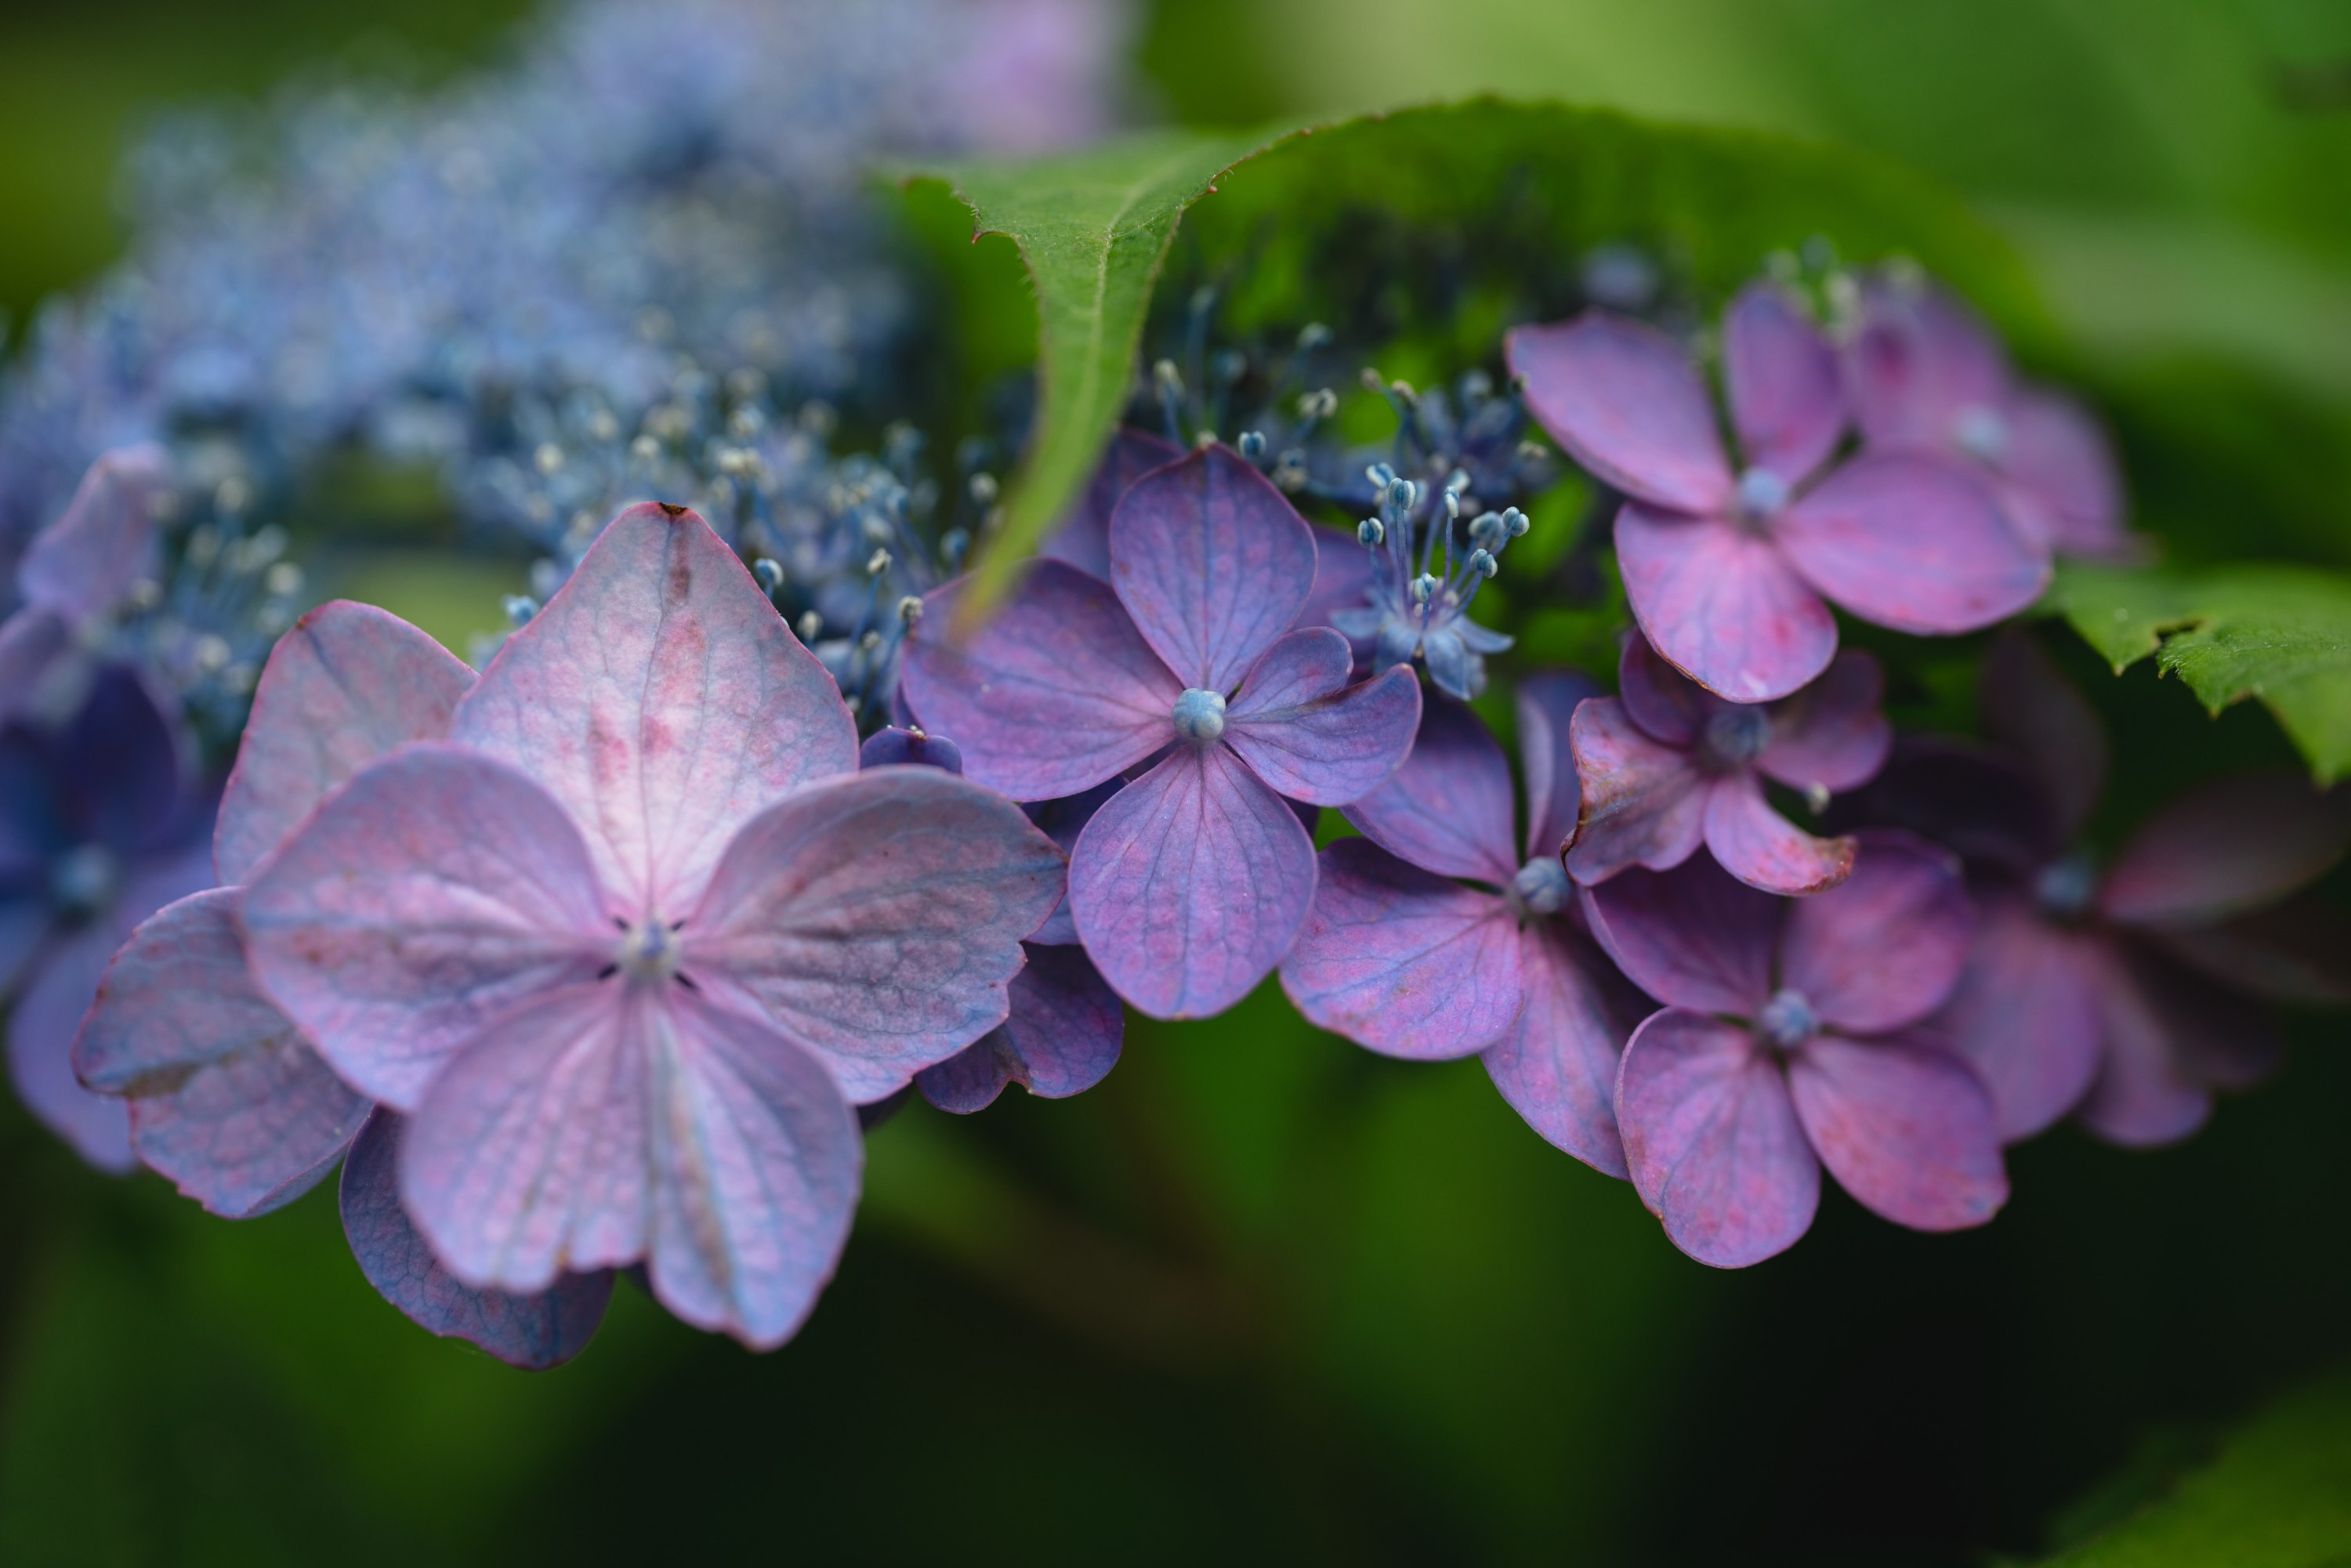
xmin=16 ymin=247 xmax=2349 ymax=1372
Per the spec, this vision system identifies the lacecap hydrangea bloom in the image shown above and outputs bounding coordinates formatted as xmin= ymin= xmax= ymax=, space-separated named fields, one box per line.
xmin=1585 ymin=837 xmax=2005 ymax=1267
xmin=903 ymin=444 xmax=1422 ymax=1019
xmin=1506 ymin=280 xmax=2048 ymax=701
xmin=1280 ymin=678 xmax=1633 ymax=1175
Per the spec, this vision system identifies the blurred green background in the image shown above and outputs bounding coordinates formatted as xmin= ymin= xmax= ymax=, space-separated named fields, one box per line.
xmin=5 ymin=2 xmax=2350 ymax=1563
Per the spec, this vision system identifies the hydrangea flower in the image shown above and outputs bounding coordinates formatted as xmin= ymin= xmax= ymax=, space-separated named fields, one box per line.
xmin=2 ymin=666 xmax=212 ymax=1168
xmin=1506 ymin=281 xmax=2048 ymax=701
xmin=1585 ymin=837 xmax=2005 ymax=1266
xmin=1280 ymin=675 xmax=1632 ymax=1175
xmin=1566 ymin=635 xmax=1891 ymax=896
xmin=854 ymin=724 xmax=1123 ymax=1115
xmin=0 ymin=445 xmax=171 ymax=716
xmin=1852 ymin=632 xmax=2351 ymax=1144
xmin=73 ymin=599 xmax=622 ymax=1368
xmin=234 ymin=502 xmax=1063 ymax=1347
xmin=1325 ymin=465 xmax=1523 ymax=701
xmin=1040 ymin=429 xmax=1182 ymax=580
xmin=1846 ymin=269 xmax=2130 ymax=559
xmin=901 ymin=444 xmax=1422 ymax=1018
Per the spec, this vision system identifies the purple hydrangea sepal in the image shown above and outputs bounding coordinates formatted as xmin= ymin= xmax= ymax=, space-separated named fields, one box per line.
xmin=73 ymin=601 xmax=471 ymax=1216
xmin=901 ymin=445 xmax=1422 ymax=1019
xmin=1586 ymin=835 xmax=2004 ymax=1266
xmin=0 ymin=446 xmax=172 ymax=719
xmin=851 ymin=721 xmax=1122 ymax=1114
xmin=1846 ymin=270 xmax=2132 ymax=559
xmin=1505 ymin=283 xmax=2048 ymax=702
xmin=1566 ymin=635 xmax=1889 ymax=896
xmin=340 ymin=1108 xmax=613 ymax=1370
xmin=243 ymin=503 xmax=1064 ymax=1348
xmin=1281 ymin=673 xmax=1629 ymax=1175
xmin=1039 ymin=429 xmax=1183 ymax=580
xmin=4 ymin=664 xmax=213 ymax=1168
xmin=1863 ymin=632 xmax=2351 ymax=1143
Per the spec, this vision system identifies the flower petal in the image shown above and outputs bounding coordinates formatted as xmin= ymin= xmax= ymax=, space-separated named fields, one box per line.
xmin=857 ymin=726 xmax=963 ymax=774
xmin=1756 ymin=650 xmax=1890 ymax=795
xmin=1301 ymin=527 xmax=1375 ymax=636
xmin=1343 ymin=693 xmax=1520 ymax=885
xmin=1224 ymin=645 xmax=1421 ymax=809
xmin=1024 ymin=780 xmax=1122 ymax=946
xmin=1615 ymin=1009 xmax=1817 ymax=1268
xmin=1517 ymin=669 xmax=1598 ymax=862
xmin=1617 ymin=505 xmax=1836 ymax=702
xmin=1279 ymin=838 xmax=1522 ymax=1060
xmin=1108 ymin=444 xmax=1316 ymax=693
xmin=1786 ymin=1031 xmax=2006 ymax=1231
xmin=0 ymin=607 xmax=69 ymax=721
xmin=690 ymin=767 xmax=1064 ymax=1102
xmin=2074 ymin=945 xmax=2273 ymax=1147
xmin=241 ymin=745 xmax=614 ymax=1110
xmin=451 ymin=502 xmax=857 ymax=916
xmin=216 ymin=602 xmax=475 ymax=885
xmin=1703 ymin=773 xmax=1857 ymax=896
xmin=59 ymin=664 xmax=187 ymax=856
xmin=74 ymin=888 xmax=368 ymax=1217
xmin=341 ymin=1108 xmax=612 ymax=1371
xmin=1722 ymin=281 xmax=1845 ymax=483
xmin=1481 ymin=922 xmax=1628 ymax=1178
xmin=1779 ymin=831 xmax=1971 ymax=1034
xmin=1580 ymin=853 xmax=1777 ymax=1016
xmin=5 ymin=839 xmax=209 ymax=1171
xmin=2144 ymin=894 xmax=2351 ymax=1007
xmin=1846 ymin=275 xmax=2011 ymax=451
xmin=1616 ymin=634 xmax=1708 ymax=748
xmin=1775 ymin=454 xmax=2049 ymax=636
xmin=2099 ymin=770 xmax=2351 ymax=928
xmin=400 ymin=984 xmax=860 ymax=1349
xmin=1930 ymin=896 xmax=2103 ymax=1141
xmin=18 ymin=444 xmax=171 ymax=621
xmin=1834 ymin=737 xmax=2058 ymax=877
xmin=917 ymin=943 xmax=1124 ymax=1114
xmin=1041 ymin=429 xmax=1183 ymax=579
xmin=899 ymin=562 xmax=1179 ymax=801
xmin=1070 ymin=744 xmax=1316 ymax=1019
xmin=2001 ymin=386 xmax=2128 ymax=557
xmin=1505 ymin=313 xmax=1733 ymax=513
xmin=1562 ymin=697 xmax=1708 ymax=885
xmin=1978 ymin=627 xmax=2107 ymax=843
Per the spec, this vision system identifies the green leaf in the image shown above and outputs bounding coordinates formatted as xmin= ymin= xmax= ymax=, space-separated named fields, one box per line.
xmin=904 ymin=97 xmax=2040 ymax=625
xmin=2047 ymin=561 xmax=2351 ymax=784
xmin=2034 ymin=1363 xmax=2351 ymax=1566
xmin=900 ymin=127 xmax=1292 ymax=624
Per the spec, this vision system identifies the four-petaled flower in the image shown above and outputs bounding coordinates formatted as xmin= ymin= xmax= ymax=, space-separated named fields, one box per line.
xmin=1507 ymin=281 xmax=2048 ymax=701
xmin=1846 ymin=270 xmax=2131 ymax=559
xmin=74 ymin=600 xmax=614 ymax=1368
xmin=1281 ymin=674 xmax=1632 ymax=1175
xmin=1566 ymin=635 xmax=1890 ymax=896
xmin=902 ymin=444 xmax=1422 ymax=1019
xmin=1850 ymin=631 xmax=2351 ymax=1145
xmin=1586 ymin=836 xmax=2005 ymax=1267
xmin=232 ymin=502 xmax=1063 ymax=1348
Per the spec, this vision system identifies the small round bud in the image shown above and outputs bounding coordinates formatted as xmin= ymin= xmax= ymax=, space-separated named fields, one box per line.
xmin=1299 ymin=387 xmax=1339 ymax=420
xmin=897 ymin=596 xmax=924 ymax=625
xmin=752 ymin=557 xmax=785 ymax=594
xmin=968 ymin=472 xmax=999 ymax=505
xmin=1237 ymin=430 xmax=1267 ymax=461
xmin=1503 ymin=506 xmax=1530 ymax=538
xmin=1152 ymin=358 xmax=1183 ymax=393
xmin=1172 ymin=687 xmax=1228 ymax=744
xmin=1759 ymin=989 xmax=1818 ymax=1049
xmin=194 ymin=633 xmax=232 ymax=672
xmin=1468 ymin=512 xmax=1505 ymax=550
xmin=1296 ymin=322 xmax=1334 ymax=351
xmin=503 ymin=594 xmax=540 ymax=628
xmin=1366 ymin=462 xmax=1397 ymax=490
xmin=1412 ymin=574 xmax=1438 ymax=605
xmin=534 ymin=443 xmax=565 ymax=476
xmin=1468 ymin=549 xmax=1498 ymax=578
xmin=265 ymin=562 xmax=304 ymax=598
xmin=796 ymin=610 xmax=824 ymax=642
xmin=866 ymin=548 xmax=893 ymax=577
xmin=1357 ymin=517 xmax=1385 ymax=548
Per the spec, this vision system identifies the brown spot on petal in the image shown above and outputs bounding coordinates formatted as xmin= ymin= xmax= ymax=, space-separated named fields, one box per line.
xmin=657 ymin=502 xmax=689 ymax=519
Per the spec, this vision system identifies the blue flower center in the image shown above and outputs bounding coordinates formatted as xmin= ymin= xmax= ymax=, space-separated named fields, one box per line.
xmin=1172 ymin=687 xmax=1227 ymax=744
xmin=2034 ymin=853 xmax=2099 ymax=920
xmin=616 ymin=918 xmax=685 ymax=983
xmin=1952 ymin=404 xmax=2009 ymax=463
xmin=1509 ymin=856 xmax=1572 ymax=918
xmin=1701 ymin=704 xmax=1773 ymax=766
xmin=1758 ymin=988 xmax=1818 ymax=1049
xmin=1733 ymin=465 xmax=1789 ymax=525
xmin=49 ymin=844 xmax=121 ymax=920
